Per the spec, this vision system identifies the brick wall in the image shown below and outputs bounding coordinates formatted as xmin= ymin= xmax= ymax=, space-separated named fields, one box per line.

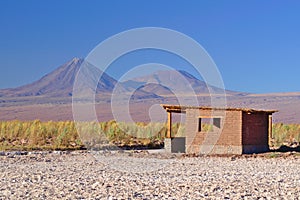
xmin=185 ymin=109 xmax=200 ymax=154
xmin=185 ymin=109 xmax=243 ymax=154
xmin=184 ymin=108 xmax=271 ymax=154
xmin=242 ymin=112 xmax=269 ymax=145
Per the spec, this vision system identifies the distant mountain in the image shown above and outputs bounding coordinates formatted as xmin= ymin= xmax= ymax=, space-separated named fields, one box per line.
xmin=0 ymin=58 xmax=243 ymax=99
xmin=134 ymin=83 xmax=174 ymax=96
xmin=122 ymin=70 xmax=241 ymax=96
xmin=0 ymin=57 xmax=299 ymax=123
xmin=0 ymin=58 xmax=117 ymax=98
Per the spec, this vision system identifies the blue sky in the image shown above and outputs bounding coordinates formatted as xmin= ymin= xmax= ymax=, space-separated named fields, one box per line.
xmin=0 ymin=0 xmax=299 ymax=93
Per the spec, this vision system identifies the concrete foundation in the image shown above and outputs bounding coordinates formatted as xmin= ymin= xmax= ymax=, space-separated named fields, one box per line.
xmin=164 ymin=137 xmax=186 ymax=153
xmin=186 ymin=145 xmax=270 ymax=155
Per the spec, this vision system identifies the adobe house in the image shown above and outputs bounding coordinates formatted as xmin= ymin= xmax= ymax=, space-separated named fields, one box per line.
xmin=161 ymin=104 xmax=277 ymax=154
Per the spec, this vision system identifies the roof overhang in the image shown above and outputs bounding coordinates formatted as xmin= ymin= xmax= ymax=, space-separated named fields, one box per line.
xmin=161 ymin=104 xmax=278 ymax=114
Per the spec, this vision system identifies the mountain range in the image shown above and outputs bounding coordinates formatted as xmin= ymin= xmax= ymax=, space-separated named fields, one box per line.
xmin=0 ymin=57 xmax=242 ymax=100
xmin=0 ymin=57 xmax=300 ymax=123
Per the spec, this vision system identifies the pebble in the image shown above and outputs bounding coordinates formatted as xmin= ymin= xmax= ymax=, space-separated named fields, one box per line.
xmin=0 ymin=151 xmax=299 ymax=199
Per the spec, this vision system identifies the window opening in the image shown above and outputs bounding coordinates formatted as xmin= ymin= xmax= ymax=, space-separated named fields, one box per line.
xmin=198 ymin=117 xmax=222 ymax=132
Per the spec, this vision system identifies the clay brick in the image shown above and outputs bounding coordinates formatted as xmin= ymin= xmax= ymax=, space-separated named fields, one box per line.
xmin=184 ymin=109 xmax=271 ymax=154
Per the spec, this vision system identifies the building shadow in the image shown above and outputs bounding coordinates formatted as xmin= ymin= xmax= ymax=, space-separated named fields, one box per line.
xmin=271 ymin=145 xmax=300 ymax=153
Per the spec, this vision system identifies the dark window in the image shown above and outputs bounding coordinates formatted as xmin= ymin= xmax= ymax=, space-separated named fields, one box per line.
xmin=198 ymin=118 xmax=202 ymax=132
xmin=213 ymin=118 xmax=221 ymax=128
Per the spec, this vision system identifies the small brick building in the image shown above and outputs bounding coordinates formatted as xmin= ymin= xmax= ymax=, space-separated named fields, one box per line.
xmin=161 ymin=105 xmax=277 ymax=154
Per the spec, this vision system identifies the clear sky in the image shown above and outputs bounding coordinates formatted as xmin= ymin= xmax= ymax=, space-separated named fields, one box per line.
xmin=0 ymin=0 xmax=299 ymax=93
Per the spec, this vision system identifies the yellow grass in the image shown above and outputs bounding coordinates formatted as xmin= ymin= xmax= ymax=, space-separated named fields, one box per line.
xmin=0 ymin=120 xmax=183 ymax=150
xmin=271 ymin=123 xmax=300 ymax=147
xmin=0 ymin=120 xmax=298 ymax=150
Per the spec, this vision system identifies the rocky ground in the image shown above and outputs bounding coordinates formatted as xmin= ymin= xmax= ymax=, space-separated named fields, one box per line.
xmin=0 ymin=150 xmax=299 ymax=199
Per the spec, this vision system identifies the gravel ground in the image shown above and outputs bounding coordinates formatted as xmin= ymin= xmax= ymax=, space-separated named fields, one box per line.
xmin=0 ymin=151 xmax=299 ymax=199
